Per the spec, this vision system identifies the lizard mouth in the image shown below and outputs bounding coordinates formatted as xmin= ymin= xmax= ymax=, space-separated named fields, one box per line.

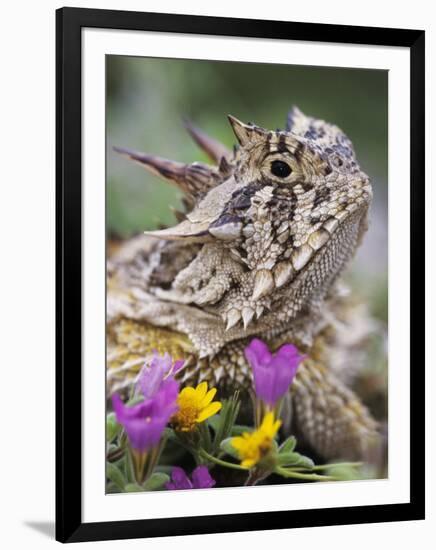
xmin=147 ymin=203 xmax=368 ymax=336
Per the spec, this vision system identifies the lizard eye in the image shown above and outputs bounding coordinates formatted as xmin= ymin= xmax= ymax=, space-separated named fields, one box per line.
xmin=270 ymin=160 xmax=292 ymax=178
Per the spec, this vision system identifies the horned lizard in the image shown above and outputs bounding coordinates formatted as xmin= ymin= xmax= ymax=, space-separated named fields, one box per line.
xmin=107 ymin=107 xmax=380 ymax=462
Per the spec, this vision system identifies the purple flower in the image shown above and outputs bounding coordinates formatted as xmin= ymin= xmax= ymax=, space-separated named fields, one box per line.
xmin=245 ymin=338 xmax=304 ymax=407
xmin=165 ymin=466 xmax=216 ymax=490
xmin=112 ymin=379 xmax=179 ymax=452
xmin=138 ymin=352 xmax=185 ymax=400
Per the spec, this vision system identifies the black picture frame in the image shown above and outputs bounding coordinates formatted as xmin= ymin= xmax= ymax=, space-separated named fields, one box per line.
xmin=56 ymin=6 xmax=425 ymax=543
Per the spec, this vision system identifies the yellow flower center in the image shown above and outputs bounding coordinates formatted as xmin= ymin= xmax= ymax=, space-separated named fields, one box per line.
xmin=174 ymin=404 xmax=198 ymax=431
xmin=231 ymin=412 xmax=281 ymax=469
xmin=172 ymin=382 xmax=222 ymax=432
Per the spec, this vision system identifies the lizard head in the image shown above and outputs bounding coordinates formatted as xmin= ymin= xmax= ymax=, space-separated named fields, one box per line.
xmin=114 ymin=107 xmax=372 ymax=348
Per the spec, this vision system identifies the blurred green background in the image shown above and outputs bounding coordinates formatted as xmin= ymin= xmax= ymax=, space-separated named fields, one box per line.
xmin=106 ymin=56 xmax=388 ymax=329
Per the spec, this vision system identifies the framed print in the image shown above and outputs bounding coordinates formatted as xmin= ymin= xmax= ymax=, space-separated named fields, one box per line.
xmin=56 ymin=7 xmax=425 ymax=543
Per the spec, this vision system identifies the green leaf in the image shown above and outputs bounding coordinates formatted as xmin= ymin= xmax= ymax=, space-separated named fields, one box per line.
xmin=211 ymin=393 xmax=241 ymax=453
xmin=124 ymin=483 xmax=143 ymax=493
xmin=276 ymin=452 xmax=314 ymax=469
xmin=159 ymin=438 xmax=189 ymax=464
xmin=106 ymin=463 xmax=127 ymax=490
xmin=143 ymin=472 xmax=170 ymax=491
xmin=325 ymin=464 xmax=362 ymax=481
xmin=154 ymin=465 xmax=174 ymax=475
xmin=220 ymin=437 xmax=240 ymax=459
xmin=278 ymin=435 xmax=297 ymax=454
xmin=276 ymin=453 xmax=299 ymax=467
xmin=106 ymin=412 xmax=121 ymax=442
xmin=198 ymin=422 xmax=212 ymax=453
xmin=164 ymin=428 xmax=197 ymax=457
xmin=293 ymin=454 xmax=315 ymax=469
xmin=207 ymin=414 xmax=221 ymax=432
xmin=230 ymin=424 xmax=252 ymax=436
xmin=124 ymin=451 xmax=135 ymax=483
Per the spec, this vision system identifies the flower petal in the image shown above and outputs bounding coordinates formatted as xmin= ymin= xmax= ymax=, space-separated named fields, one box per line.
xmin=112 ymin=393 xmax=152 ymax=421
xmin=245 ymin=339 xmax=305 ymax=407
xmin=139 ymin=365 xmax=165 ymax=400
xmin=268 ymin=354 xmax=302 ymax=404
xmin=276 ymin=343 xmax=300 ymax=359
xmin=196 ymin=401 xmax=222 ymax=423
xmin=123 ymin=417 xmax=167 ymax=452
xmin=260 ymin=412 xmax=282 ymax=438
xmin=230 ymin=436 xmax=245 ymax=451
xmin=192 ymin=466 xmax=216 ymax=489
xmin=167 ymin=467 xmax=193 ymax=490
xmin=195 ymin=381 xmax=208 ymax=400
xmin=151 ymin=351 xmax=172 ymax=374
xmin=111 ymin=393 xmax=125 ymax=423
xmin=199 ymin=387 xmax=217 ymax=408
xmin=260 ymin=411 xmax=272 ymax=431
xmin=138 ymin=352 xmax=182 ymax=400
xmin=153 ymin=378 xmax=180 ymax=418
xmin=172 ymin=359 xmax=185 ymax=374
xmin=252 ymin=363 xmax=276 ymax=406
xmin=177 ymin=386 xmax=197 ymax=407
xmin=244 ymin=338 xmax=272 ymax=370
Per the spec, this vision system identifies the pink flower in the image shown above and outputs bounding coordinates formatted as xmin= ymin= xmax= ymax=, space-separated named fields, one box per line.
xmin=138 ymin=352 xmax=185 ymax=400
xmin=245 ymin=338 xmax=304 ymax=407
xmin=112 ymin=365 xmax=180 ymax=453
xmin=165 ymin=466 xmax=216 ymax=490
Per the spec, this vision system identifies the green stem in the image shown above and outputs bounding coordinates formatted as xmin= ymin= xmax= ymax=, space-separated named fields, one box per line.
xmin=199 ymin=449 xmax=248 ymax=471
xmin=198 ymin=422 xmax=212 ymax=453
xmin=276 ymin=467 xmax=338 ymax=481
xmin=292 ymin=462 xmax=362 ymax=472
xmin=172 ymin=431 xmax=199 ymax=458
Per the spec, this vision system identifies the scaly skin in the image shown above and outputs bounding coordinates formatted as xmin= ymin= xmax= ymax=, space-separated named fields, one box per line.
xmin=107 ymin=107 xmax=380 ymax=461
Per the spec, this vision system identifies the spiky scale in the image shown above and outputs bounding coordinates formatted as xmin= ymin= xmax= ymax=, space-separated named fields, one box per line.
xmin=225 ymin=309 xmax=242 ymax=331
xmin=252 ymin=269 xmax=275 ymax=300
xmin=242 ymin=307 xmax=255 ymax=329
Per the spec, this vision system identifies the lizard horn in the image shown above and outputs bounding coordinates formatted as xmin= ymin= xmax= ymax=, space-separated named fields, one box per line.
xmin=285 ymin=105 xmax=306 ymax=132
xmin=285 ymin=105 xmax=299 ymax=131
xmin=113 ymin=146 xmax=218 ymax=197
xmin=227 ymin=115 xmax=267 ymax=146
xmin=183 ymin=119 xmax=231 ymax=164
xmin=144 ymin=218 xmax=213 ymax=243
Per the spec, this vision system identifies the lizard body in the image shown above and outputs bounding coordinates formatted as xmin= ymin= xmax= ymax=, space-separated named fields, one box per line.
xmin=107 ymin=107 xmax=380 ymax=461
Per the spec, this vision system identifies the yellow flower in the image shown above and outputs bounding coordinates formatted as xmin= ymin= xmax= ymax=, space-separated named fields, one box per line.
xmin=172 ymin=382 xmax=222 ymax=432
xmin=231 ymin=412 xmax=281 ymax=469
